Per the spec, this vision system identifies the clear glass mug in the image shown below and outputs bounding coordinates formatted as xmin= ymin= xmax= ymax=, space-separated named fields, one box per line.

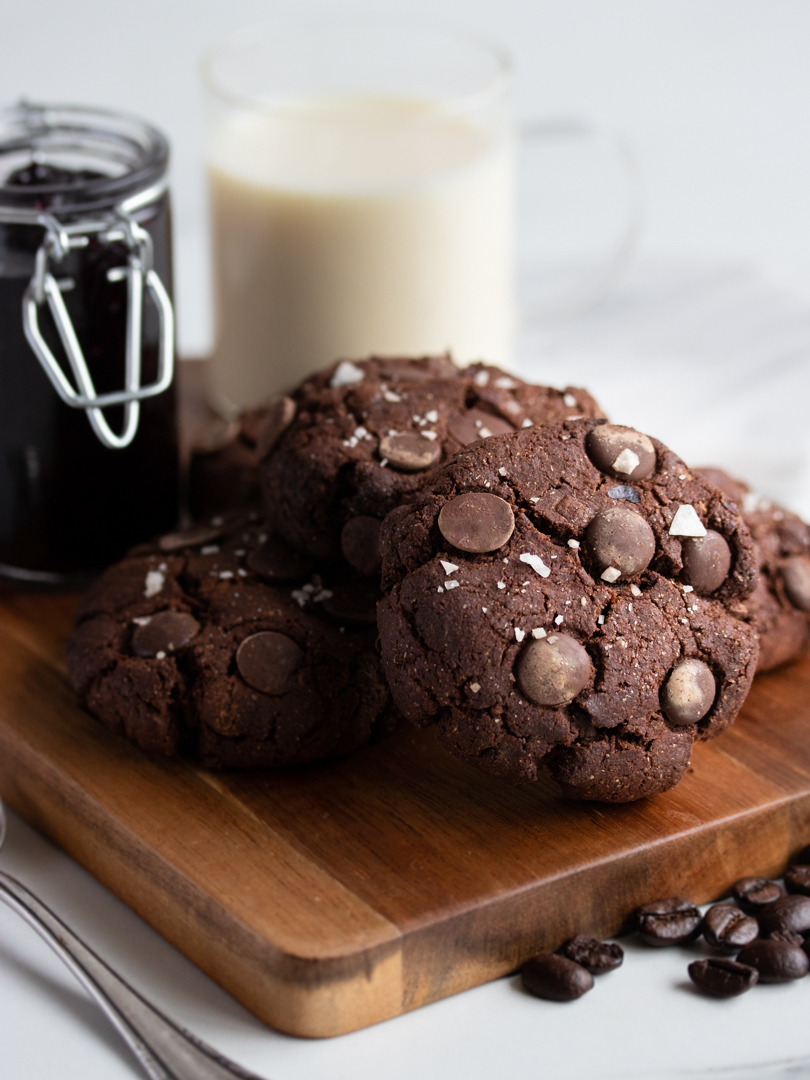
xmin=202 ymin=17 xmax=642 ymax=415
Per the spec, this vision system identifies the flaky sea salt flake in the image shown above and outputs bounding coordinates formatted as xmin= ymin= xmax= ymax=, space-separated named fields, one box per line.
xmin=519 ymin=552 xmax=551 ymax=578
xmin=612 ymin=448 xmax=640 ymax=475
xmin=601 ymin=566 xmax=622 ymax=583
xmin=669 ymin=504 xmax=707 ymax=537
xmin=330 ymin=360 xmax=365 ymax=388
xmin=440 ymin=561 xmax=459 ymax=575
xmin=144 ymin=570 xmax=164 ymax=598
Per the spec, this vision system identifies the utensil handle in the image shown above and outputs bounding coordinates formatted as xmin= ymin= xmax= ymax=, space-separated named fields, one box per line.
xmin=0 ymin=871 xmax=265 ymax=1080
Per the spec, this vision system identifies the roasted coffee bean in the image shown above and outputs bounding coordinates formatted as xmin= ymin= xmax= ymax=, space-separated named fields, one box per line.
xmin=785 ymin=865 xmax=810 ymax=897
xmin=736 ymin=939 xmax=810 ymax=983
xmin=521 ymin=954 xmax=593 ymax=1001
xmin=438 ymin=492 xmax=515 ymax=553
xmin=515 ymin=633 xmax=593 ymax=707
xmin=688 ymin=958 xmax=759 ymax=997
xmin=732 ymin=876 xmax=782 ymax=915
xmin=758 ymin=894 xmax=810 ymax=936
xmin=559 ymin=936 xmax=623 ymax=974
xmin=701 ymin=904 xmax=759 ymax=954
xmin=770 ymin=930 xmax=805 ymax=947
xmin=634 ymin=897 xmax=702 ymax=947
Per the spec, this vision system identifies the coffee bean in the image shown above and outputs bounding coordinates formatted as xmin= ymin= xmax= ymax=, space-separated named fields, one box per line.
xmin=131 ymin=611 xmax=200 ymax=658
xmin=634 ymin=897 xmax=702 ymax=946
xmin=585 ymin=424 xmax=656 ymax=480
xmin=661 ymin=659 xmax=716 ymax=725
xmin=785 ymin=865 xmax=810 ymax=897
xmin=793 ymin=844 xmax=810 ymax=866
xmin=515 ymin=633 xmax=593 ymax=707
xmin=158 ymin=522 xmax=226 ymax=552
xmin=378 ymin=432 xmax=441 ymax=472
xmin=701 ymin=903 xmax=759 ymax=953
xmin=770 ymin=930 xmax=805 ymax=947
xmin=246 ymin=536 xmax=313 ymax=582
xmin=782 ymin=556 xmax=810 ymax=611
xmin=447 ymin=408 xmax=514 ymax=446
xmin=438 ymin=492 xmax=515 ymax=553
xmin=681 ymin=530 xmax=732 ymax=594
xmin=585 ymin=506 xmax=656 ymax=579
xmin=320 ymin=580 xmax=381 ymax=624
xmin=521 ymin=954 xmax=593 ymax=1001
xmin=340 ymin=516 xmax=383 ymax=576
xmin=255 ymin=395 xmax=296 ymax=459
xmin=732 ymin=877 xmax=782 ymax=915
xmin=758 ymin=894 xmax=810 ymax=936
xmin=688 ymin=958 xmax=759 ymax=997
xmin=236 ymin=631 xmax=303 ymax=695
xmin=736 ymin=939 xmax=810 ymax=982
xmin=559 ymin=936 xmax=623 ymax=974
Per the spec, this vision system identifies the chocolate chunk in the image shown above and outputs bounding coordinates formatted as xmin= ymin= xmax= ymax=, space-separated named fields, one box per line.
xmin=158 ymin=523 xmax=226 ymax=552
xmin=782 ymin=556 xmax=810 ymax=611
xmin=321 ymin=580 xmax=381 ymax=624
xmin=246 ymin=536 xmax=313 ymax=582
xmin=736 ymin=939 xmax=810 ymax=982
xmin=446 ymin=409 xmax=514 ymax=445
xmin=236 ymin=631 xmax=304 ymax=695
xmin=559 ymin=936 xmax=623 ymax=974
xmin=607 ymin=485 xmax=641 ymax=503
xmin=681 ymin=530 xmax=732 ymax=594
xmin=688 ymin=958 xmax=759 ymax=997
xmin=758 ymin=894 xmax=810 ymax=936
xmin=379 ymin=432 xmax=441 ymax=472
xmin=256 ymin=395 xmax=296 ymax=459
xmin=733 ymin=877 xmax=782 ymax=914
xmin=701 ymin=903 xmax=759 ymax=953
xmin=131 ymin=611 xmax=200 ymax=657
xmin=785 ymin=865 xmax=810 ymax=897
xmin=340 ymin=516 xmax=383 ymax=576
xmin=586 ymin=424 xmax=656 ymax=480
xmin=661 ymin=659 xmax=716 ymax=725
xmin=437 ymin=492 xmax=515 ymax=553
xmin=635 ymin=897 xmax=702 ymax=946
xmin=515 ymin=633 xmax=593 ymax=707
xmin=585 ymin=506 xmax=656 ymax=578
xmin=521 ymin=954 xmax=593 ymax=1001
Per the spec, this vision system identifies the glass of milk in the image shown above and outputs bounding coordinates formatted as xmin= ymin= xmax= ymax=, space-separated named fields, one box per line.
xmin=202 ymin=18 xmax=636 ymax=414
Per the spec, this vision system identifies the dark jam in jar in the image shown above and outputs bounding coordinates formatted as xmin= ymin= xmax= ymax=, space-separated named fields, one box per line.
xmin=0 ymin=106 xmax=180 ymax=585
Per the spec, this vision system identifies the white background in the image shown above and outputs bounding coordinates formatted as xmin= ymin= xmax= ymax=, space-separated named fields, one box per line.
xmin=3 ymin=3 xmax=810 ymax=1078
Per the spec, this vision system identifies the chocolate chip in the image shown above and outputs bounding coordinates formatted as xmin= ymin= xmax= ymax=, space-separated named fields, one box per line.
xmin=736 ymin=939 xmax=810 ymax=982
xmin=701 ymin=903 xmax=759 ymax=953
xmin=733 ymin=877 xmax=782 ymax=915
xmin=786 ymin=866 xmax=810 ymax=897
xmin=320 ymin=580 xmax=381 ymax=624
xmin=559 ymin=936 xmax=623 ymax=974
xmin=236 ymin=631 xmax=303 ymax=695
xmin=379 ymin=432 xmax=441 ymax=472
xmin=607 ymin=485 xmax=641 ymax=503
xmin=515 ymin=633 xmax=593 ymax=707
xmin=340 ymin=516 xmax=383 ymax=576
xmin=131 ymin=611 xmax=200 ymax=657
xmin=661 ymin=659 xmax=716 ymax=725
xmin=521 ymin=954 xmax=593 ymax=1001
xmin=438 ymin=492 xmax=515 ymax=553
xmin=758 ymin=894 xmax=810 ymax=937
xmin=634 ymin=897 xmax=702 ymax=946
xmin=585 ymin=506 xmax=656 ymax=578
xmin=681 ymin=530 xmax=732 ymax=594
xmin=246 ymin=536 xmax=313 ymax=581
xmin=782 ymin=556 xmax=810 ymax=611
xmin=446 ymin=408 xmax=514 ymax=445
xmin=256 ymin=395 xmax=296 ymax=459
xmin=586 ymin=424 xmax=656 ymax=480
xmin=688 ymin=958 xmax=759 ymax=997
xmin=158 ymin=523 xmax=226 ymax=552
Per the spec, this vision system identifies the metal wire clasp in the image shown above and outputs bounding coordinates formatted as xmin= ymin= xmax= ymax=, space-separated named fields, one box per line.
xmin=19 ymin=200 xmax=174 ymax=450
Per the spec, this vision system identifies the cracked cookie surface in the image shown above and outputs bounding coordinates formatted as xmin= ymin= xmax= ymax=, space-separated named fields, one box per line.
xmin=377 ymin=420 xmax=759 ymax=802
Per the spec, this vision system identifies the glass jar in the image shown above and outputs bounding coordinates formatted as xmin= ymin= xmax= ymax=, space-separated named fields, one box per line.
xmin=0 ymin=103 xmax=179 ymax=586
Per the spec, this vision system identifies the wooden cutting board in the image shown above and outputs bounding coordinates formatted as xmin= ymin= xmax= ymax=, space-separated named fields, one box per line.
xmin=1 ymin=587 xmax=810 ymax=1038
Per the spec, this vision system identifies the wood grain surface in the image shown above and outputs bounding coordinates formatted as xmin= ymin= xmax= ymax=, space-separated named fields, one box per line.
xmin=1 ymin=583 xmax=810 ymax=1037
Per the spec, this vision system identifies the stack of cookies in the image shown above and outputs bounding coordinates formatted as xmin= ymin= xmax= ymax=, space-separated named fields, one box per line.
xmin=67 ymin=355 xmax=810 ymax=801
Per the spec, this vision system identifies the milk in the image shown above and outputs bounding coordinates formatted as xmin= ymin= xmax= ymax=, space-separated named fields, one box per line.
xmin=206 ymin=96 xmax=515 ymax=412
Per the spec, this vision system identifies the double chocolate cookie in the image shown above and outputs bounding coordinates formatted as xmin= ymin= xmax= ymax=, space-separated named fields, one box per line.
xmin=377 ymin=421 xmax=759 ymax=802
xmin=188 ymin=408 xmax=270 ymax=518
xmin=259 ymin=354 xmax=604 ymax=571
xmin=697 ymin=468 xmax=810 ymax=672
xmin=67 ymin=515 xmax=394 ymax=768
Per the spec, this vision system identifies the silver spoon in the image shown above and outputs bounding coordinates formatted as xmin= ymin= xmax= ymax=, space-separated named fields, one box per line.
xmin=0 ymin=797 xmax=268 ymax=1080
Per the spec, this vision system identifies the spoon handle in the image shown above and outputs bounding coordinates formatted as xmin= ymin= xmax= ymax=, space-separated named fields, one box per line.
xmin=0 ymin=870 xmax=266 ymax=1080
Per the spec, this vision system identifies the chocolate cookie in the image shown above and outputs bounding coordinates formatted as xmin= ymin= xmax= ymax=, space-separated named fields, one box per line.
xmin=259 ymin=355 xmax=604 ymax=569
xmin=696 ymin=468 xmax=810 ymax=672
xmin=188 ymin=407 xmax=274 ymax=518
xmin=377 ymin=420 xmax=759 ymax=802
xmin=67 ymin=514 xmax=395 ymax=768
